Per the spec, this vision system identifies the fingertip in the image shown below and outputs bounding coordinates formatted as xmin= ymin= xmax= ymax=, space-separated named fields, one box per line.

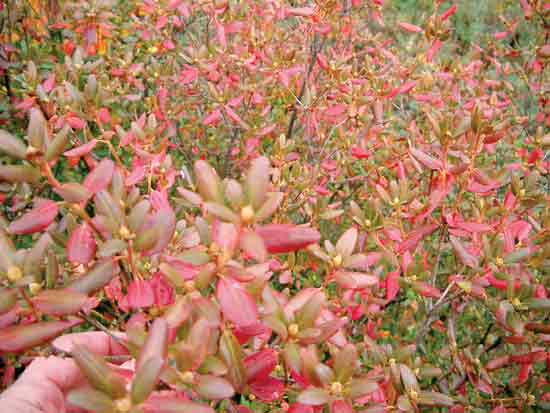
xmin=53 ymin=331 xmax=127 ymax=356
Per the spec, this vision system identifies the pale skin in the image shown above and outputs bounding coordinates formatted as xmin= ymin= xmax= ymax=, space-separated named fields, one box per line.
xmin=0 ymin=332 xmax=127 ymax=413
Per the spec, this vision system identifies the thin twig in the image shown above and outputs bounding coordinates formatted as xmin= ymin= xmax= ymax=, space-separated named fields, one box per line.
xmin=78 ymin=311 xmax=128 ymax=349
xmin=415 ymin=284 xmax=459 ymax=352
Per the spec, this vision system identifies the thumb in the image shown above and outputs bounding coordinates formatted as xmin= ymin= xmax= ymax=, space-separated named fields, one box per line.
xmin=0 ymin=356 xmax=81 ymax=413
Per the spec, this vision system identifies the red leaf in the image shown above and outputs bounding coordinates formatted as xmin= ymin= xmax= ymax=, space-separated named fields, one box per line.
xmin=517 ymin=363 xmax=531 ymax=386
xmin=244 ymin=349 xmax=278 ymax=383
xmin=216 ymin=278 xmax=258 ymax=327
xmin=289 ymin=403 xmax=314 ymax=413
xmin=67 ymin=224 xmax=97 ymax=265
xmin=455 ymin=221 xmax=492 ymax=233
xmin=440 ymin=4 xmax=457 ymax=21
xmin=255 ymin=224 xmax=320 ymax=254
xmin=412 ymin=281 xmax=441 ymax=298
xmin=8 ymin=200 xmax=58 ymax=235
xmin=351 ymin=146 xmax=370 ymax=159
xmin=234 ymin=321 xmax=269 ymax=344
xmin=249 ymin=376 xmax=285 ymax=402
xmin=396 ymin=224 xmax=439 ymax=254
xmin=331 ymin=400 xmax=354 ymax=413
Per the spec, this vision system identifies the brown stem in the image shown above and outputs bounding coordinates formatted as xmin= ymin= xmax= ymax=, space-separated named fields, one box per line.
xmin=40 ymin=162 xmax=61 ymax=188
xmin=70 ymin=204 xmax=105 ymax=241
xmin=19 ymin=287 xmax=39 ymax=320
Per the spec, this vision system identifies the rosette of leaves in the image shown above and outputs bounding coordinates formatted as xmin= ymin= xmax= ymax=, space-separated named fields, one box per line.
xmin=178 ymin=157 xmax=320 ymax=257
xmin=308 ymin=227 xmax=379 ymax=291
xmin=361 ymin=336 xmax=454 ymax=412
xmin=263 ymin=287 xmax=348 ymax=347
xmin=294 ymin=343 xmax=382 ymax=412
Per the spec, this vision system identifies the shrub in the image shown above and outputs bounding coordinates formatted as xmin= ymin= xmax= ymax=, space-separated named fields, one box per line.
xmin=0 ymin=0 xmax=549 ymax=412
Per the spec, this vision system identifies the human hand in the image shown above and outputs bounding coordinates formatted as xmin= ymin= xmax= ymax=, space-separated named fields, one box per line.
xmin=0 ymin=332 xmax=127 ymax=413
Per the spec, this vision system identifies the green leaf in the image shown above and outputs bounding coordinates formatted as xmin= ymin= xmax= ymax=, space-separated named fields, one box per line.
xmin=131 ymin=356 xmax=164 ymax=404
xmin=297 ymin=388 xmax=330 ymax=406
xmin=0 ymin=130 xmax=28 ymax=159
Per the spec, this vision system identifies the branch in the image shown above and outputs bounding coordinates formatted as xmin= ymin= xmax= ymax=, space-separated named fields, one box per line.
xmin=286 ymin=33 xmax=323 ymax=141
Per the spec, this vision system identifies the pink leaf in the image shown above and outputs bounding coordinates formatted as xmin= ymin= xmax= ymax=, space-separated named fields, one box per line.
xmin=255 ymin=224 xmax=320 ymax=254
xmin=334 ymin=271 xmax=378 ymax=289
xmin=213 ymin=19 xmax=227 ymax=49
xmin=224 ymin=106 xmax=250 ymax=130
xmin=64 ymin=139 xmax=98 ymax=158
xmin=8 ymin=200 xmax=58 ymax=235
xmin=331 ymin=400 xmax=354 ymax=413
xmin=83 ymin=158 xmax=115 ymax=194
xmin=0 ymin=319 xmax=82 ymax=353
xmin=202 ymin=109 xmax=222 ymax=126
xmin=180 ymin=67 xmax=198 ymax=85
xmin=287 ymin=7 xmax=316 ymax=17
xmin=427 ymin=39 xmax=442 ymax=62
xmin=386 ymin=270 xmax=400 ymax=301
xmin=450 ymin=236 xmax=479 ymax=268
xmin=161 ymin=256 xmax=200 ymax=281
xmin=65 ymin=116 xmax=87 ymax=130
xmin=240 ymin=230 xmax=268 ymax=263
xmin=336 ymin=227 xmax=358 ymax=258
xmin=67 ymin=224 xmax=97 ymax=265
xmin=398 ymin=22 xmax=423 ymax=33
xmin=409 ymin=147 xmax=443 ymax=171
xmin=216 ymin=277 xmax=258 ymax=327
xmin=398 ymin=81 xmax=417 ymax=95
xmin=127 ymin=279 xmax=155 ymax=309
xmin=212 ymin=220 xmax=239 ymax=256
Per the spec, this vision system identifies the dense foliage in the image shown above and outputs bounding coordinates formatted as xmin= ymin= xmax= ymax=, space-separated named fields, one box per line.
xmin=0 ymin=0 xmax=549 ymax=412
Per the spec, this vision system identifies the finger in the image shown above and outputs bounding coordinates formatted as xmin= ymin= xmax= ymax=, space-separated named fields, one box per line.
xmin=0 ymin=357 xmax=80 ymax=413
xmin=52 ymin=331 xmax=128 ymax=356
